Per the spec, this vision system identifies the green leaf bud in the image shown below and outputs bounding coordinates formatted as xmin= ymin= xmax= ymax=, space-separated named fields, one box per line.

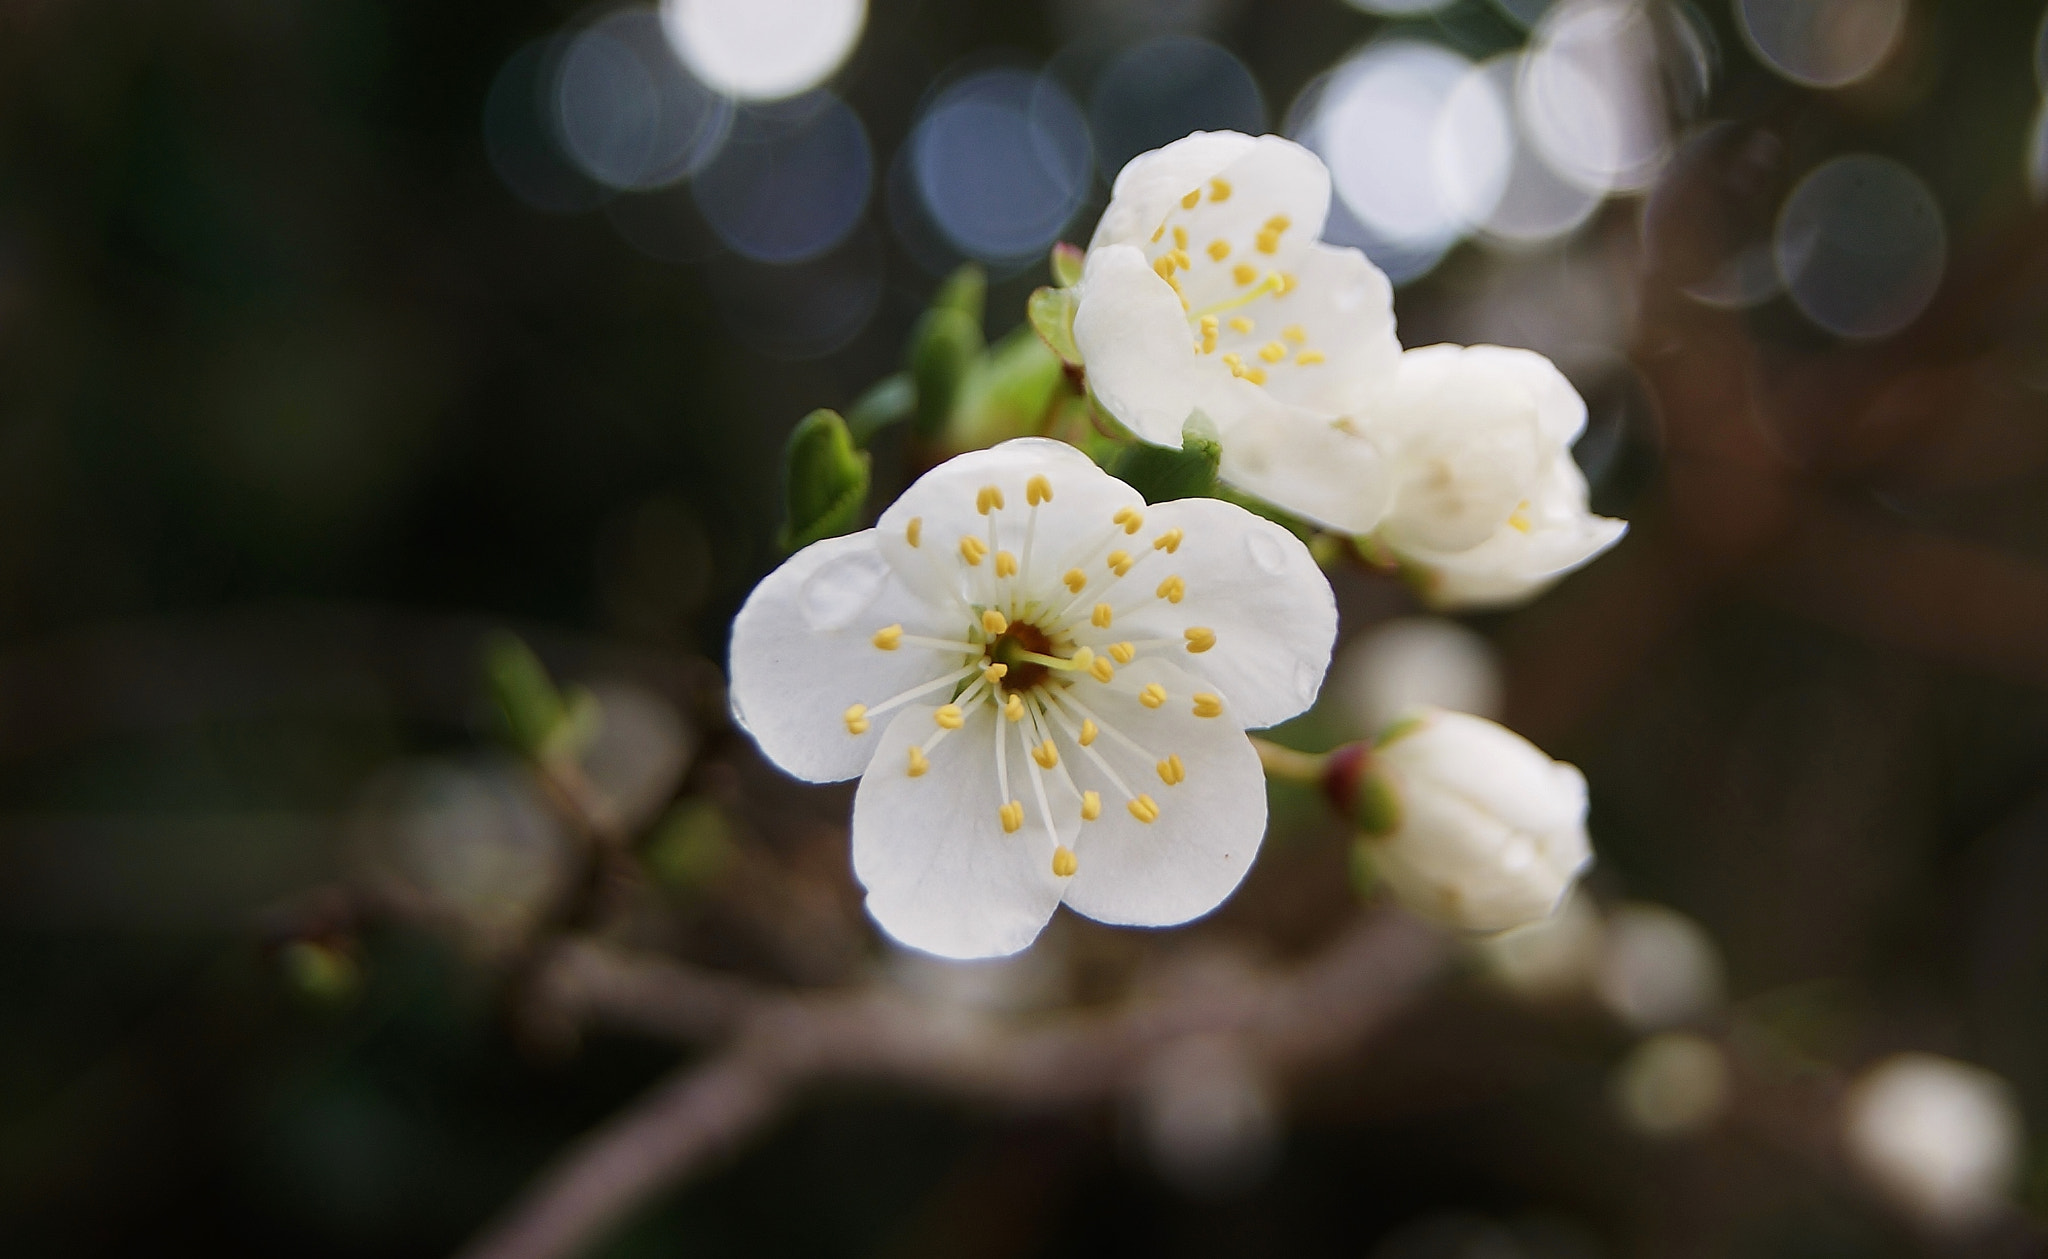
xmin=910 ymin=307 xmax=984 ymax=437
xmin=484 ymin=630 xmax=567 ymax=757
xmin=1109 ymin=431 xmax=1222 ymax=503
xmin=778 ymin=408 xmax=871 ymax=552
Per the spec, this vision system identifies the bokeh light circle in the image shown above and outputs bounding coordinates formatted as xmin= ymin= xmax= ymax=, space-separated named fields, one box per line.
xmin=692 ymin=93 xmax=873 ymax=263
xmin=911 ymin=69 xmax=1092 ymax=264
xmin=1088 ymin=36 xmax=1264 ymax=174
xmin=555 ymin=8 xmax=731 ymax=191
xmin=706 ymin=226 xmax=885 ymax=360
xmin=660 ymin=0 xmax=866 ymax=101
xmin=1520 ymin=0 xmax=1685 ymax=195
xmin=485 ymin=39 xmax=606 ymax=214
xmin=1735 ymin=0 xmax=1905 ymax=89
xmin=1451 ymin=55 xmax=1603 ymax=244
xmin=1313 ymin=42 xmax=1485 ymax=255
xmin=2030 ymin=97 xmax=2048 ymax=202
xmin=1774 ymin=154 xmax=1944 ymax=339
xmin=1344 ymin=0 xmax=1455 ymax=12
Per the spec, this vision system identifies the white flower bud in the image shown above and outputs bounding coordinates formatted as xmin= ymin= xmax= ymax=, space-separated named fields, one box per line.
xmin=1843 ymin=1053 xmax=2024 ymax=1231
xmin=1361 ymin=708 xmax=1593 ymax=931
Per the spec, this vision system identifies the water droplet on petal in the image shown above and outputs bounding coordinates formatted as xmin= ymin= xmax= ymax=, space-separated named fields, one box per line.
xmin=1245 ymin=528 xmax=1289 ymax=575
xmin=801 ymin=549 xmax=890 ymax=630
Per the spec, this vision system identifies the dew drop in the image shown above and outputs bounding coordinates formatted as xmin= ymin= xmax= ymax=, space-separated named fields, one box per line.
xmin=801 ymin=549 xmax=890 ymax=631
xmin=1245 ymin=528 xmax=1289 ymax=575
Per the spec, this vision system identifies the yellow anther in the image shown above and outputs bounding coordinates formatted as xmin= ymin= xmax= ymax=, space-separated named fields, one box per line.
xmin=1259 ymin=341 xmax=1288 ymax=363
xmin=983 ymin=662 xmax=1009 ymax=684
xmin=1080 ymin=790 xmax=1102 ymax=820
xmin=1070 ymin=646 xmax=1094 ymax=670
xmin=1232 ymin=263 xmax=1257 ymax=286
xmin=960 ymin=535 xmax=987 ymax=565
xmin=1172 ymin=226 xmax=1188 ymax=250
xmin=1171 ymin=249 xmax=1191 ymax=270
xmin=1114 ymin=506 xmax=1144 ymax=533
xmin=1108 ymin=551 xmax=1134 ymax=576
xmin=1274 ymin=272 xmax=1297 ymax=295
xmin=1005 ymin=693 xmax=1025 ymax=722
xmin=1153 ymin=254 xmax=1178 ymax=281
xmin=1051 ymin=846 xmax=1078 ymax=878
xmin=1032 ymin=739 xmax=1058 ymax=769
xmin=1228 ymin=315 xmax=1253 ymax=335
xmin=995 ymin=551 xmax=1018 ymax=577
xmin=1128 ymin=794 xmax=1161 ymax=823
xmin=1063 ymin=568 xmax=1087 ymax=593
xmin=1183 ymin=626 xmax=1216 ymax=653
xmin=1265 ymin=214 xmax=1292 ymax=233
xmin=1199 ymin=314 xmax=1219 ymax=336
xmin=1151 ymin=223 xmax=1165 ymax=243
xmin=1207 ymin=239 xmax=1231 ymax=261
xmin=999 ymin=801 xmax=1024 ymax=833
xmin=1092 ymin=602 xmax=1113 ymax=628
xmin=1157 ymin=754 xmax=1185 ymax=785
xmin=1200 ymin=327 xmax=1218 ymax=355
xmin=1109 ymin=641 xmax=1136 ymax=664
xmin=980 ymin=485 xmax=1007 ymax=514
xmin=872 ymin=624 xmax=903 ymax=651
xmin=1139 ymin=683 xmax=1168 ymax=709
xmin=843 ymin=704 xmax=870 ymax=734
xmin=1296 ymin=349 xmax=1326 ymax=365
xmin=1156 ymin=575 xmax=1185 ymax=603
xmin=1255 ymin=231 xmax=1280 ymax=255
xmin=906 ymin=746 xmax=929 ymax=777
xmin=1181 ymin=188 xmax=1201 ymax=209
xmin=1282 ymin=324 xmax=1306 ymax=344
xmin=1221 ymin=353 xmax=1243 ymax=373
xmin=1090 ymin=656 xmax=1116 ymax=683
xmin=982 ymin=608 xmax=1008 ymax=635
xmin=1242 ymin=366 xmax=1267 ymax=385
xmin=935 ymin=705 xmax=963 ymax=730
xmin=1192 ymin=693 xmax=1224 ymax=719
xmin=1079 ymin=719 xmax=1098 ymax=746
xmin=1209 ymin=177 xmax=1232 ymax=201
xmin=906 ymin=516 xmax=922 ymax=547
xmin=1026 ymin=474 xmax=1053 ymax=505
xmin=1153 ymin=528 xmax=1183 ymax=553
xmin=1508 ymin=501 xmax=1533 ymax=533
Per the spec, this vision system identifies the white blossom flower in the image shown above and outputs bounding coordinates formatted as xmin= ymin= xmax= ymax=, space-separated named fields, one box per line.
xmin=1070 ymin=131 xmax=1403 ymax=533
xmin=727 ymin=438 xmax=1336 ymax=959
xmin=1844 ymin=1053 xmax=2024 ymax=1231
xmin=1371 ymin=344 xmax=1627 ymax=610
xmin=1357 ymin=707 xmax=1592 ymax=931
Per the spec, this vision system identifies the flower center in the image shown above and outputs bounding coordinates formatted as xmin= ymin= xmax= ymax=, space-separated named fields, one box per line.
xmin=988 ymin=621 xmax=1057 ymax=692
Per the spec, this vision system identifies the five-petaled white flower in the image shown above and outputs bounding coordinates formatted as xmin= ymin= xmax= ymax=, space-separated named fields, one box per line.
xmin=1071 ymin=131 xmax=1402 ymax=534
xmin=727 ymin=439 xmax=1336 ymax=959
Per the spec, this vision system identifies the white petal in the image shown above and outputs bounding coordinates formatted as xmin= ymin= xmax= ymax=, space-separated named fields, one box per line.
xmin=853 ymin=702 xmax=1070 ymax=959
xmin=1371 ymin=777 xmax=1589 ymax=931
xmin=1382 ymin=709 xmax=1586 ymax=836
xmin=1246 ymin=243 xmax=1399 ymax=419
xmin=1099 ymin=496 xmax=1338 ymax=730
xmin=1159 ymin=136 xmax=1333 ymax=313
xmin=728 ymin=531 xmax=966 ymax=783
xmin=1403 ymin=451 xmax=1627 ymax=611
xmin=1073 ymin=245 xmax=1202 ymax=447
xmin=1375 ymin=345 xmax=1546 ymax=554
xmin=1056 ymin=658 xmax=1268 ymax=928
xmin=1089 ymin=131 xmax=1258 ymax=253
xmin=1208 ymin=388 xmax=1394 ymax=535
xmin=1455 ymin=344 xmax=1587 ymax=446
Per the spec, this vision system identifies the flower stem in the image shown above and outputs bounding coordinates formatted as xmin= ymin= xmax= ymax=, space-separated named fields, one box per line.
xmin=1250 ymin=737 xmax=1328 ymax=783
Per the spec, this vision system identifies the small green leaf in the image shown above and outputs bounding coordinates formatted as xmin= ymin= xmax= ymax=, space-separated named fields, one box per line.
xmin=1027 ymin=285 xmax=1081 ymax=365
xmin=910 ymin=308 xmax=984 ymax=437
xmin=844 ymin=372 xmax=915 ymax=445
xmin=484 ymin=630 xmax=567 ymax=757
xmin=949 ymin=325 xmax=1067 ymax=448
xmin=778 ymin=408 xmax=872 ymax=552
xmin=1050 ymin=241 xmax=1084 ymax=287
xmin=932 ymin=262 xmax=987 ymax=327
xmin=645 ymin=799 xmax=736 ymax=891
xmin=1109 ymin=431 xmax=1222 ymax=503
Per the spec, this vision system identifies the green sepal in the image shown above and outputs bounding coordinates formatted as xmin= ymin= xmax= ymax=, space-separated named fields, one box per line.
xmin=932 ymin=262 xmax=987 ymax=326
xmin=910 ymin=307 xmax=984 ymax=437
xmin=778 ymin=408 xmax=871 ymax=552
xmin=1027 ymin=285 xmax=1081 ymax=366
xmin=1050 ymin=241 xmax=1084 ymax=287
xmin=1374 ymin=713 xmax=1427 ymax=749
xmin=844 ymin=372 xmax=915 ymax=445
xmin=1109 ymin=430 xmax=1221 ymax=503
xmin=483 ymin=630 xmax=567 ymax=757
xmin=947 ymin=325 xmax=1067 ymax=449
xmin=1353 ymin=768 xmax=1403 ymax=837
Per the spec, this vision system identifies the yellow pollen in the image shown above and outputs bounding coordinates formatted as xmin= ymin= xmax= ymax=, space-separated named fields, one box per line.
xmin=1170 ymin=249 xmax=1191 ymax=270
xmin=1265 ymin=214 xmax=1292 ymax=233
xmin=977 ymin=485 xmax=1004 ymax=514
xmin=843 ymin=704 xmax=869 ymax=734
xmin=1209 ymin=177 xmax=1232 ymax=201
xmin=1228 ymin=316 xmax=1253 ymax=335
xmin=1090 ymin=656 xmax=1116 ymax=683
xmin=1255 ymin=231 xmax=1279 ymax=255
xmin=1509 ymin=501 xmax=1533 ymax=533
xmin=1181 ymin=188 xmax=1201 ymax=209
xmin=1108 ymin=551 xmax=1134 ymax=576
xmin=960 ymin=535 xmax=987 ymax=565
xmin=906 ymin=746 xmax=929 ymax=777
xmin=1275 ymin=272 xmax=1297 ymax=295
xmin=1206 ymin=239 xmax=1231 ymax=261
xmin=1079 ymin=719 xmax=1098 ymax=746
xmin=1151 ymin=224 xmax=1165 ymax=243
xmin=906 ymin=517 xmax=922 ymax=547
xmin=1128 ymin=794 xmax=1161 ymax=823
xmin=1296 ymin=349 xmax=1326 ymax=365
xmin=1026 ymin=474 xmax=1053 ymax=506
xmin=1052 ymin=846 xmax=1078 ymax=878
xmin=1153 ymin=254 xmax=1178 ymax=281
xmin=1199 ymin=314 xmax=1219 ymax=333
xmin=1259 ymin=341 xmax=1288 ymax=363
xmin=982 ymin=608 xmax=1008 ymax=635
xmin=1221 ymin=353 xmax=1243 ymax=372
xmin=1080 ymin=790 xmax=1102 ymax=820
xmin=935 ymin=705 xmax=963 ymax=730
xmin=1282 ymin=324 xmax=1306 ymax=344
xmin=1070 ymin=646 xmax=1095 ymax=670
xmin=1184 ymin=626 xmax=1216 ymax=653
xmin=1156 ymin=575 xmax=1185 ymax=603
xmin=1200 ymin=328 xmax=1218 ymax=354
xmin=995 ymin=551 xmax=1018 ymax=578
xmin=1032 ymin=739 xmax=1058 ymax=769
xmin=1139 ymin=683 xmax=1168 ymax=709
xmin=1092 ymin=603 xmax=1113 ymax=628
xmin=1157 ymin=754 xmax=1185 ymax=785
xmin=1005 ymin=693 xmax=1025 ymax=722
xmin=1113 ymin=506 xmax=1144 ymax=534
xmin=872 ymin=624 xmax=903 ymax=650
xmin=1232 ymin=263 xmax=1257 ymax=286
xmin=1242 ymin=366 xmax=1267 ymax=385
xmin=999 ymin=801 xmax=1024 ymax=833
xmin=1192 ymin=693 xmax=1224 ymax=719
xmin=1063 ymin=568 xmax=1087 ymax=593
xmin=1109 ymin=641 xmax=1136 ymax=664
xmin=983 ymin=662 xmax=1009 ymax=684
xmin=1172 ymin=226 xmax=1188 ymax=250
